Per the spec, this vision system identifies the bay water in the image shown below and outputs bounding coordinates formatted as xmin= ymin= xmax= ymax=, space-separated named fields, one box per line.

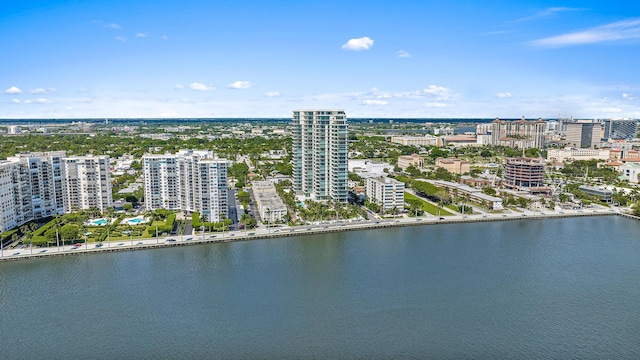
xmin=1 ymin=216 xmax=639 ymax=358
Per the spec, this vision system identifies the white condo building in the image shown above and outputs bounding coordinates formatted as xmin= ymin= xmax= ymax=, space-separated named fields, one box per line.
xmin=5 ymin=151 xmax=66 ymax=222
xmin=0 ymin=162 xmax=18 ymax=232
xmin=365 ymin=176 xmax=405 ymax=212
xmin=143 ymin=150 xmax=228 ymax=222
xmin=292 ymin=110 xmax=348 ymax=202
xmin=0 ymin=151 xmax=113 ymax=232
xmin=491 ymin=118 xmax=546 ymax=149
xmin=61 ymin=155 xmax=112 ymax=213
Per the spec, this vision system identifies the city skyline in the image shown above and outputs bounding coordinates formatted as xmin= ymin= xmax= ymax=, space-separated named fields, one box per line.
xmin=2 ymin=0 xmax=640 ymax=118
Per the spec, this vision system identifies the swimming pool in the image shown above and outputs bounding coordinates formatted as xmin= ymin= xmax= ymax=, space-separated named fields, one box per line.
xmin=124 ymin=216 xmax=148 ymax=225
xmin=89 ymin=218 xmax=108 ymax=226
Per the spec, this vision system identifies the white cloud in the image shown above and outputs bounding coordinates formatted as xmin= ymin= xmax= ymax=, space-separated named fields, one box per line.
xmin=264 ymin=91 xmax=280 ymax=97
xmin=30 ymin=87 xmax=55 ymax=94
xmin=24 ymin=98 xmax=52 ymax=104
xmin=601 ymin=107 xmax=622 ymax=113
xmin=4 ymin=86 xmax=22 ymax=94
xmin=105 ymin=23 xmax=121 ymax=29
xmin=227 ymin=81 xmax=254 ymax=89
xmin=162 ymin=35 xmax=169 ymax=40
xmin=115 ymin=36 xmax=127 ymax=42
xmin=425 ymin=102 xmax=448 ymax=107
xmin=496 ymin=92 xmax=512 ymax=98
xmin=362 ymin=99 xmax=388 ymax=106
xmin=136 ymin=32 xmax=147 ymax=37
xmin=341 ymin=36 xmax=374 ymax=51
xmin=531 ymin=18 xmax=640 ymax=47
xmin=396 ymin=50 xmax=411 ymax=58
xmin=175 ymin=84 xmax=184 ymax=90
xmin=73 ymin=98 xmax=95 ymax=103
xmin=421 ymin=85 xmax=450 ymax=98
xmin=10 ymin=99 xmax=20 ymax=104
xmin=516 ymin=7 xmax=587 ymax=22
xmin=189 ymin=82 xmax=214 ymax=91
xmin=622 ymin=93 xmax=634 ymax=100
xmin=344 ymin=85 xmax=455 ymax=103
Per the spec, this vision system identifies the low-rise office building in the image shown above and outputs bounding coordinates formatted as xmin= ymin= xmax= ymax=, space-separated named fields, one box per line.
xmin=578 ymin=185 xmax=612 ymax=203
xmin=546 ymin=148 xmax=611 ymax=162
xmin=365 ymin=176 xmax=404 ymax=211
xmin=252 ymin=181 xmax=287 ymax=223
xmin=365 ymin=176 xmax=405 ymax=212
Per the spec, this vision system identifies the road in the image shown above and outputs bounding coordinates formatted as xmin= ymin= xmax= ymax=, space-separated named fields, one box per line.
xmin=227 ymin=188 xmax=239 ymax=229
xmin=0 ymin=206 xmax=624 ymax=260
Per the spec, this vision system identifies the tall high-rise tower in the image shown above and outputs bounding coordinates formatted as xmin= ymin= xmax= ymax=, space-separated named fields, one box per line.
xmin=292 ymin=110 xmax=348 ymax=203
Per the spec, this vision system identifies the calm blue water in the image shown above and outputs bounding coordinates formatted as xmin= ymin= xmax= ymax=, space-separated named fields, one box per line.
xmin=1 ymin=216 xmax=640 ymax=358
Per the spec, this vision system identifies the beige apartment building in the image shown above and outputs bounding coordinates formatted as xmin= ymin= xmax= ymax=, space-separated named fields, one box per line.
xmin=435 ymin=158 xmax=470 ymax=174
xmin=397 ymin=154 xmax=424 ymax=170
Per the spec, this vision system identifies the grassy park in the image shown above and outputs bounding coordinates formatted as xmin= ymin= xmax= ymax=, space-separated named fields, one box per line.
xmin=405 ymin=192 xmax=454 ymax=216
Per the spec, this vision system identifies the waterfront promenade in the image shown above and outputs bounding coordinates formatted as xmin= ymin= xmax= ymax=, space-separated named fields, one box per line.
xmin=0 ymin=207 xmax=629 ymax=262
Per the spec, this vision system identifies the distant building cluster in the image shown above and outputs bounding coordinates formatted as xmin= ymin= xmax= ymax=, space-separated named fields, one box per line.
xmin=0 ymin=152 xmax=112 ymax=232
xmin=143 ymin=150 xmax=229 ymax=222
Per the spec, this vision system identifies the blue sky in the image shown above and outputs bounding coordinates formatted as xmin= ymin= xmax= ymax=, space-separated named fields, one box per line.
xmin=2 ymin=0 xmax=640 ymax=118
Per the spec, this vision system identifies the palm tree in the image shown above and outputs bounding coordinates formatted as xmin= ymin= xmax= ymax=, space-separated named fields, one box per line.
xmin=11 ymin=233 xmax=19 ymax=246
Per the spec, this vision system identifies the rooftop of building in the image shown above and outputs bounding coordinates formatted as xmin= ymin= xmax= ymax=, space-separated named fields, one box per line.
xmin=620 ymin=162 xmax=640 ymax=169
xmin=436 ymin=157 xmax=469 ymax=164
xmin=492 ymin=117 xmax=546 ymax=124
xmin=368 ymin=176 xmax=404 ymax=185
xmin=505 ymin=157 xmax=545 ymax=164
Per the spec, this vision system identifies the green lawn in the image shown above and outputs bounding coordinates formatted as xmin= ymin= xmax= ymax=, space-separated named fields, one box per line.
xmin=405 ymin=192 xmax=454 ymax=216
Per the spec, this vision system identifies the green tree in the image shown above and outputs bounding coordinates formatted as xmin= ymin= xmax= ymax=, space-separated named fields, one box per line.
xmin=432 ymin=167 xmax=453 ymax=181
xmin=482 ymin=187 xmax=497 ymax=196
xmin=229 ymin=162 xmax=250 ymax=180
xmin=125 ymin=195 xmax=138 ymax=205
xmin=633 ymin=203 xmax=640 ymax=216
xmin=240 ymin=213 xmax=257 ymax=229
xmin=130 ymin=160 xmax=142 ymax=171
xmin=429 ymin=147 xmax=449 ymax=159
xmin=405 ymin=165 xmax=422 ymax=177
xmin=123 ymin=203 xmax=133 ymax=212
xmin=237 ymin=191 xmax=251 ymax=205
xmin=60 ymin=224 xmax=81 ymax=243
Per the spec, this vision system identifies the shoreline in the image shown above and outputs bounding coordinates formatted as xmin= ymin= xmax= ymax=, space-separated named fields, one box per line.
xmin=0 ymin=209 xmax=634 ymax=262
